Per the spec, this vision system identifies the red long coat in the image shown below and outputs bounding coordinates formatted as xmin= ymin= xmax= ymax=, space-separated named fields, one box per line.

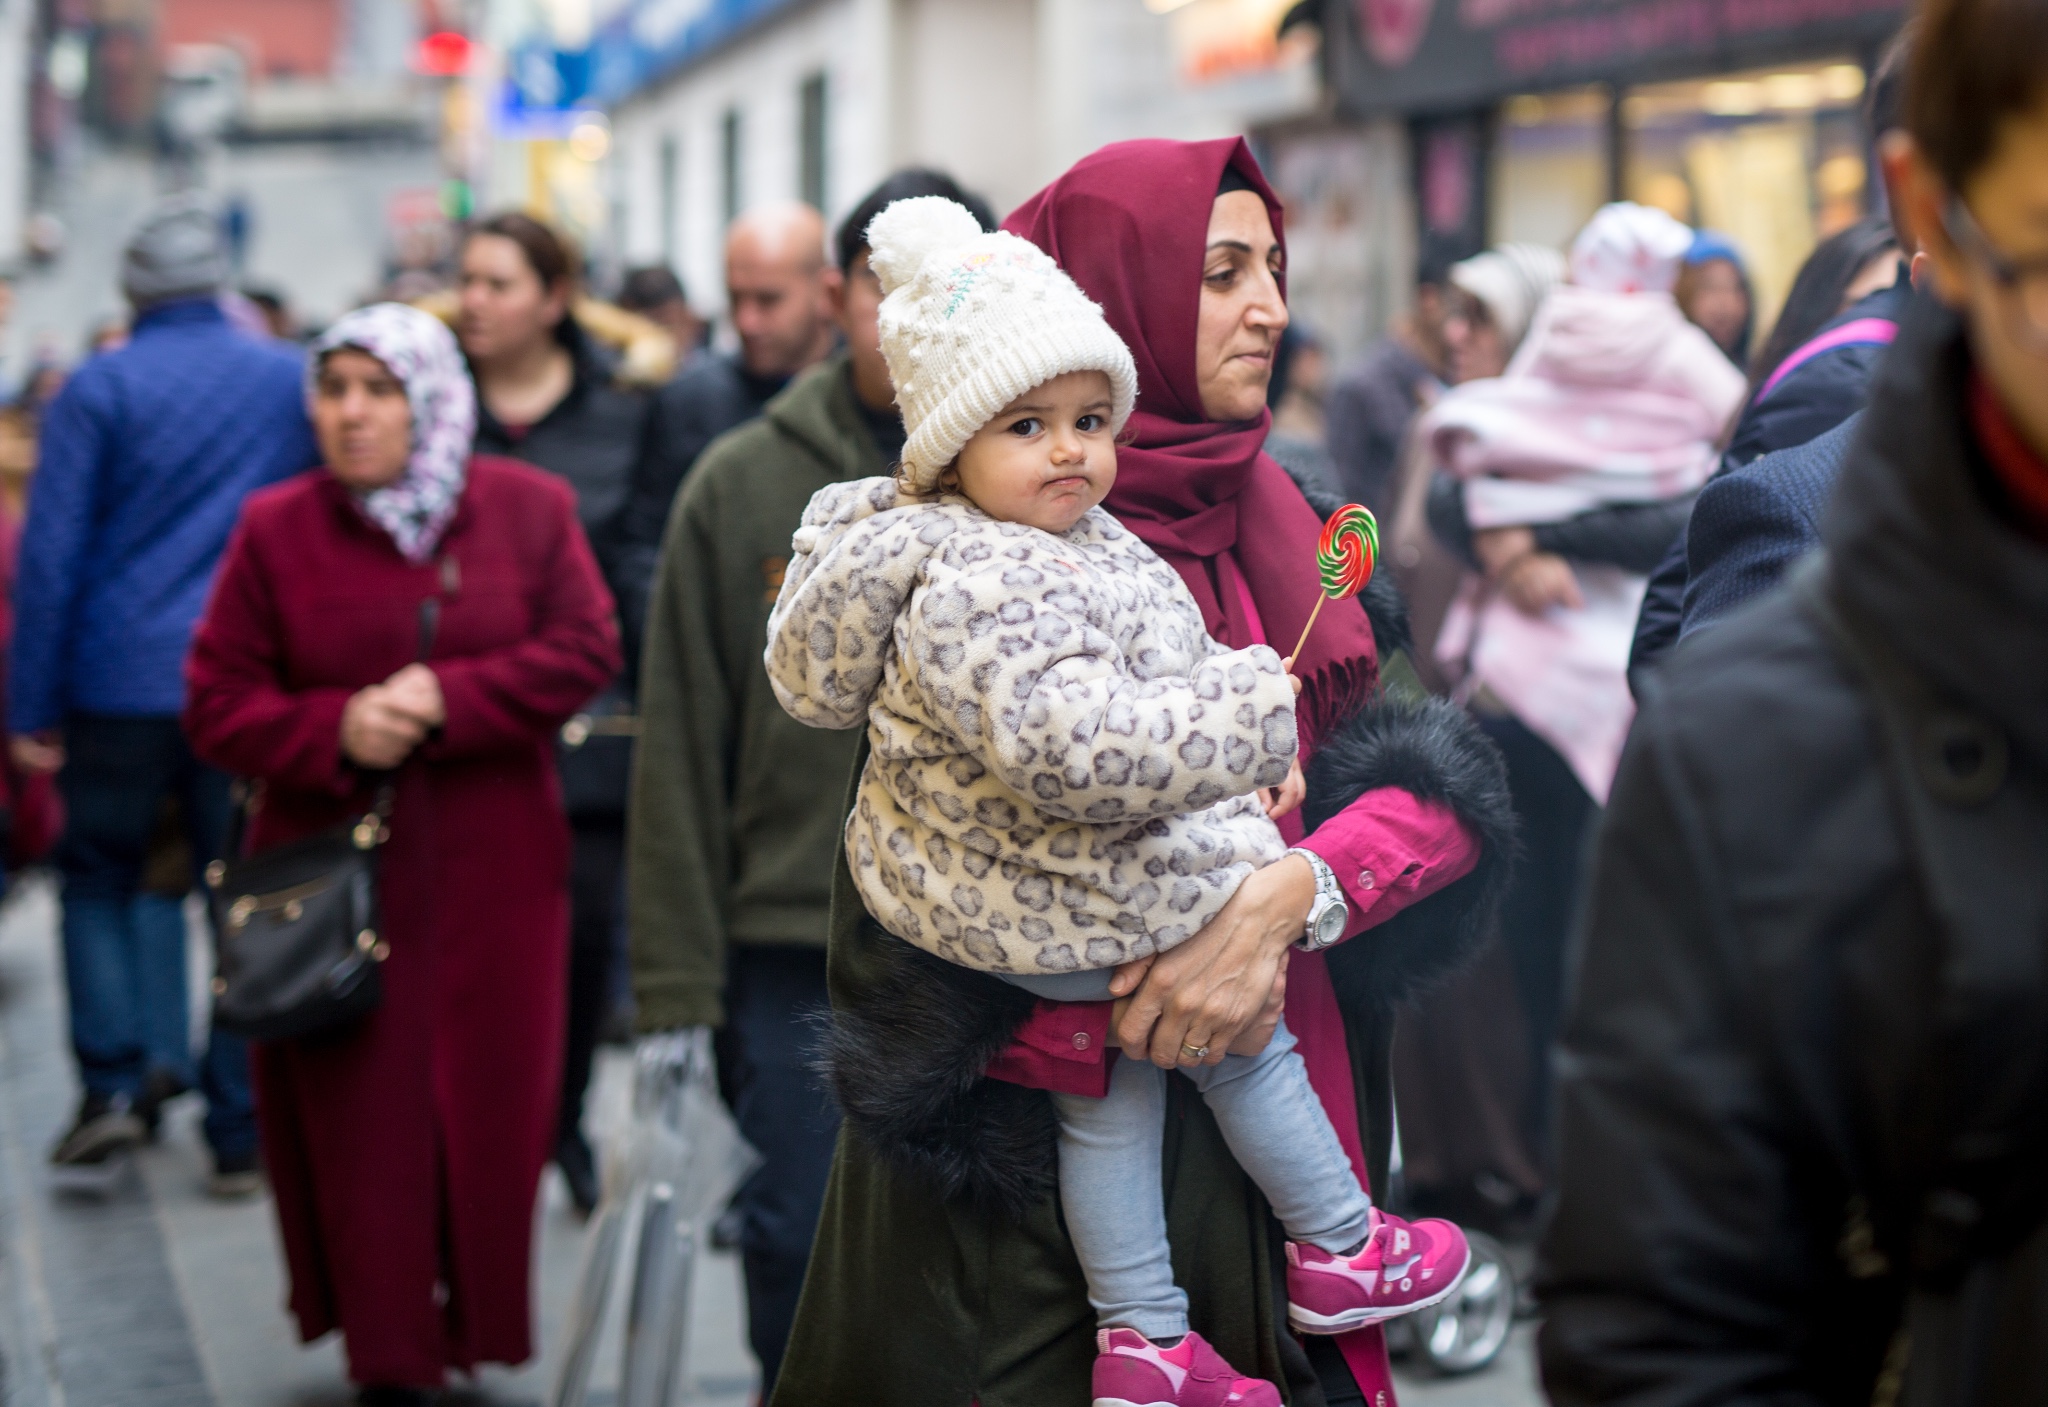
xmin=184 ymin=457 xmax=620 ymax=1386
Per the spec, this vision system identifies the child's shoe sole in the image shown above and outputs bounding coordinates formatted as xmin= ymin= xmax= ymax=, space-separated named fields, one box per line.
xmin=1287 ymin=1253 xmax=1473 ymax=1334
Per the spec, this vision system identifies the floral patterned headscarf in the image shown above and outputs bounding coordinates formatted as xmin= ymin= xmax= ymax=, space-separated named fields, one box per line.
xmin=308 ymin=302 xmax=478 ymax=563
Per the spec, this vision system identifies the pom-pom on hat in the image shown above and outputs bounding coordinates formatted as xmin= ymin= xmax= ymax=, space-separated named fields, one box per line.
xmin=867 ymin=196 xmax=1139 ymax=492
xmin=1569 ymin=201 xmax=1697 ymax=295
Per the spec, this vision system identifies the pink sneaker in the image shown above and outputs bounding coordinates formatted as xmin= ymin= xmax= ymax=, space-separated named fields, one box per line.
xmin=1091 ymin=1327 xmax=1281 ymax=1407
xmin=1285 ymin=1207 xmax=1471 ymax=1334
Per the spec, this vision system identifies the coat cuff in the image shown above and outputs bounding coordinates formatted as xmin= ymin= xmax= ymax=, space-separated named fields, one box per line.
xmin=631 ymin=974 xmax=726 ymax=1032
xmin=1298 ymin=786 xmax=1481 ymax=935
xmin=985 ymin=999 xmax=1114 ymax=1097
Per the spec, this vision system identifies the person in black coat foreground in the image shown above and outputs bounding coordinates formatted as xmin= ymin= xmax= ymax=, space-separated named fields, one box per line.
xmin=1539 ymin=2 xmax=2048 ymax=1400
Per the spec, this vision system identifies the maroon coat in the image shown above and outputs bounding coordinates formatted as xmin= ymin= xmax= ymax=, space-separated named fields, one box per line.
xmin=184 ymin=456 xmax=620 ymax=1386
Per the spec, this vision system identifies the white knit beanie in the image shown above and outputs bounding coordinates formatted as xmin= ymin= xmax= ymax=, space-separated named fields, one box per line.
xmin=867 ymin=197 xmax=1139 ymax=492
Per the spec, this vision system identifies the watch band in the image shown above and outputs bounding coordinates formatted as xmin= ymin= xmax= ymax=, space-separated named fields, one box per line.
xmin=1285 ymin=847 xmax=1348 ymax=951
xmin=1287 ymin=845 xmax=1329 ymax=891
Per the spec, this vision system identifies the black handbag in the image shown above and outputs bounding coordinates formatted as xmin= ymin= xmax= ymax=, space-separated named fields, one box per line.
xmin=205 ymin=784 xmax=392 ymax=1042
xmin=204 ymin=598 xmax=439 ymax=1042
xmin=556 ymin=682 xmax=639 ymax=822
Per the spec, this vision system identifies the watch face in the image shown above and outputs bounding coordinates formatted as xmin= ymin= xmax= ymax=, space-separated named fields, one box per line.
xmin=1314 ymin=904 xmax=1347 ymax=946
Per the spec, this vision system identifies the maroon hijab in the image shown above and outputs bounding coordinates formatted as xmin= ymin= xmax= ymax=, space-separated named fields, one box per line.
xmin=1004 ymin=138 xmax=1378 ymax=741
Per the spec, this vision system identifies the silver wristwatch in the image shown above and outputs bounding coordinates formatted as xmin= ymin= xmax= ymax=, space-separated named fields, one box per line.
xmin=1287 ymin=847 xmax=1349 ymax=951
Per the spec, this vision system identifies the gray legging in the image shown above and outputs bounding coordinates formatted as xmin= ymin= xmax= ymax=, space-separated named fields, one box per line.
xmin=1004 ymin=967 xmax=1375 ymax=1340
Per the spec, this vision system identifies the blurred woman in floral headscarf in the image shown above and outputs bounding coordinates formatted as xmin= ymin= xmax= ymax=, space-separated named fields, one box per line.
xmin=184 ymin=303 xmax=618 ymax=1405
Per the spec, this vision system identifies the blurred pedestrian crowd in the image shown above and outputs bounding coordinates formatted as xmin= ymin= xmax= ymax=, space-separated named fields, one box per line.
xmin=0 ymin=0 xmax=2045 ymax=1402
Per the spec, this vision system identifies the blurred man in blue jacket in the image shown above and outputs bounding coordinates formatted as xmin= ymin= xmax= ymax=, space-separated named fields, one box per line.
xmin=7 ymin=195 xmax=317 ymax=1186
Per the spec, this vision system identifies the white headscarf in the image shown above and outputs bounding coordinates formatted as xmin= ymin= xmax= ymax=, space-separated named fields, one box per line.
xmin=1448 ymin=244 xmax=1567 ymax=357
xmin=308 ymin=303 xmax=478 ymax=564
xmin=1568 ymin=202 xmax=1697 ymax=295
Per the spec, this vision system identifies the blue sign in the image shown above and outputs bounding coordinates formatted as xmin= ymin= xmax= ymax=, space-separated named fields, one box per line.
xmin=496 ymin=40 xmax=598 ymax=137
xmin=589 ymin=0 xmax=805 ymax=105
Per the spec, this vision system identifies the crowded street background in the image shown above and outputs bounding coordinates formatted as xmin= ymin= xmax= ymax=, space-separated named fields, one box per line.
xmin=0 ymin=0 xmax=2042 ymax=1404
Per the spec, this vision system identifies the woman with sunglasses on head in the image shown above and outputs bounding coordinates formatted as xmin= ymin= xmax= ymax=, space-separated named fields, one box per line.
xmin=1541 ymin=0 xmax=2048 ymax=1399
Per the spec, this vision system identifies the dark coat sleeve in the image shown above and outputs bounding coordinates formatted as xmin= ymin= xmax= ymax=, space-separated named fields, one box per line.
xmin=1678 ymin=473 xmax=1817 ymax=641
xmin=611 ymin=363 xmax=748 ymax=666
xmin=1537 ymin=495 xmax=1695 ymax=575
xmin=8 ymin=374 xmax=109 ymax=734
xmin=1627 ymin=535 xmax=1690 ymax=698
xmin=1678 ymin=420 xmax=1855 ymax=643
xmin=625 ymin=453 xmax=742 ymax=1031
xmin=1426 ymin=473 xmax=1692 ymax=576
xmin=1537 ymin=680 xmax=1830 ymax=1407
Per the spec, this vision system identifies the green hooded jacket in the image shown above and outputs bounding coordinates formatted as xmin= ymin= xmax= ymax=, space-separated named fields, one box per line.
xmin=628 ymin=354 xmax=884 ymax=1030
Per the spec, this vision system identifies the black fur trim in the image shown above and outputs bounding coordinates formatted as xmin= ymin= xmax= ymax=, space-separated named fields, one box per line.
xmin=1280 ymin=454 xmax=1346 ymax=522
xmin=1304 ymin=692 xmax=1517 ymax=1011
xmin=816 ymin=921 xmax=1059 ymax=1218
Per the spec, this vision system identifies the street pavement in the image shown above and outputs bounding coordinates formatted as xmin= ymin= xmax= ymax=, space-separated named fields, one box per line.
xmin=0 ymin=877 xmax=756 ymax=1407
xmin=0 ymin=872 xmax=1541 ymax=1406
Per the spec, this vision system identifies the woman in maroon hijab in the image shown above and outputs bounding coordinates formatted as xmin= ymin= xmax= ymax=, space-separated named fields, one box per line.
xmin=773 ymin=139 xmax=1513 ymax=1407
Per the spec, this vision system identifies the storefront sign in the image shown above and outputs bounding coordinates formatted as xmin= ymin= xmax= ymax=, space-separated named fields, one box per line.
xmin=589 ymin=0 xmax=806 ymax=105
xmin=1329 ymin=0 xmax=1910 ymax=112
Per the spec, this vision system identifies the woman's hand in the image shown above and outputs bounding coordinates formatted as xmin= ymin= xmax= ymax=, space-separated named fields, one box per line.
xmin=1105 ymin=962 xmax=1284 ymax=1055
xmin=1114 ymin=853 xmax=1315 ymax=1068
xmin=382 ymin=663 xmax=447 ymax=729
xmin=340 ymin=684 xmax=430 ymax=769
xmin=1227 ymin=957 xmax=1287 ymax=1055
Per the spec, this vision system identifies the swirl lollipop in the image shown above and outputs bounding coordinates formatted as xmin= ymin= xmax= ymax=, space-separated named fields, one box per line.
xmin=1289 ymin=503 xmax=1380 ymax=667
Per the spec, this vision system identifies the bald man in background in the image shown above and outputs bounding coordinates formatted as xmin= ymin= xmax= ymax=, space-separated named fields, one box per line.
xmin=612 ymin=202 xmax=839 ymax=666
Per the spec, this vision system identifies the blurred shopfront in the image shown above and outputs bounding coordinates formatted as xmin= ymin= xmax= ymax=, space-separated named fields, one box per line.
xmin=1318 ymin=0 xmax=1910 ymax=330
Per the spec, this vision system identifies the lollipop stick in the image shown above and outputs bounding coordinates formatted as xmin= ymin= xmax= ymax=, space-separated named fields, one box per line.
xmin=1287 ymin=594 xmax=1328 ymax=671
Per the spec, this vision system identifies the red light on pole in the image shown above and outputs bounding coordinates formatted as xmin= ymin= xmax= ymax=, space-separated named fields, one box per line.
xmin=414 ymin=31 xmax=472 ymax=77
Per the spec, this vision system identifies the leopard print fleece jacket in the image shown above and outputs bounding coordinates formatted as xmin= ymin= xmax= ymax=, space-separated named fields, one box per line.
xmin=765 ymin=476 xmax=1297 ymax=977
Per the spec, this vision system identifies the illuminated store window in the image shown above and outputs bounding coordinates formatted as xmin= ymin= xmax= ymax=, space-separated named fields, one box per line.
xmin=1489 ymin=87 xmax=1610 ymax=253
xmin=1624 ymin=60 xmax=1870 ymax=327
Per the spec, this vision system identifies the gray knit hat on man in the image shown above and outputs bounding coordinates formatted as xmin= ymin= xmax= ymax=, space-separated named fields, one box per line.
xmin=121 ymin=194 xmax=229 ymax=308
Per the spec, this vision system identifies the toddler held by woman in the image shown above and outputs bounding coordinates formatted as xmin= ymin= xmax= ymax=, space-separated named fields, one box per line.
xmin=765 ymin=198 xmax=1468 ymax=1407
